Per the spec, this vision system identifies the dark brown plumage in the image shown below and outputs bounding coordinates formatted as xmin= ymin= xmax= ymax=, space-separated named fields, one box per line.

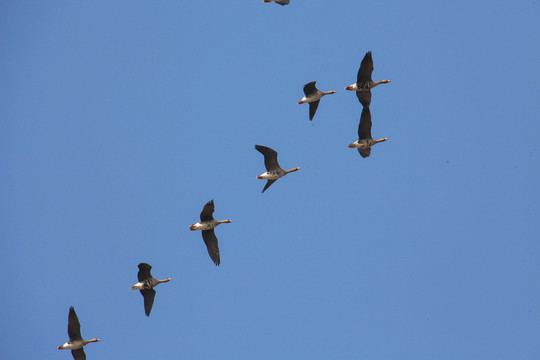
xmin=355 ymin=52 xmax=374 ymax=107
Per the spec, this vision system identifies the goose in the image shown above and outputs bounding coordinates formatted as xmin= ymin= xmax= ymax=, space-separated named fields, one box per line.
xmin=58 ymin=307 xmax=101 ymax=360
xmin=263 ymin=0 xmax=289 ymax=5
xmin=348 ymin=106 xmax=388 ymax=158
xmin=190 ymin=200 xmax=232 ymax=266
xmin=130 ymin=263 xmax=171 ymax=316
xmin=345 ymin=51 xmax=391 ymax=107
xmin=298 ymin=81 xmax=337 ymax=120
xmin=255 ymin=145 xmax=300 ymax=193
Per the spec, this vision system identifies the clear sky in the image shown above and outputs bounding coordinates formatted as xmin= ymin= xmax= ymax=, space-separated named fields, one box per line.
xmin=2 ymin=1 xmax=540 ymax=359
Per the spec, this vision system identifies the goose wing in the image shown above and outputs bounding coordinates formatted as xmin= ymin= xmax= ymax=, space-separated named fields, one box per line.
xmin=202 ymin=229 xmax=220 ymax=266
xmin=262 ymin=180 xmax=277 ymax=193
xmin=67 ymin=307 xmax=82 ymax=341
xmin=71 ymin=348 xmax=86 ymax=360
xmin=303 ymin=81 xmax=317 ymax=96
xmin=356 ymin=90 xmax=372 ymax=107
xmin=358 ymin=148 xmax=371 ymax=158
xmin=137 ymin=263 xmax=153 ymax=282
xmin=140 ymin=289 xmax=156 ymax=316
xmin=200 ymin=200 xmax=215 ymax=221
xmin=255 ymin=145 xmax=280 ymax=171
xmin=309 ymin=100 xmax=320 ymax=121
xmin=357 ymin=51 xmax=374 ymax=83
xmin=357 ymin=106 xmax=372 ymax=140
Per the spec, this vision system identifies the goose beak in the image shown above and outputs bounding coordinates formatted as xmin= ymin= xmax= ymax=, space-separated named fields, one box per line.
xmin=348 ymin=143 xmax=356 ymax=148
xmin=58 ymin=346 xmax=63 ymax=350
xmin=257 ymin=175 xmax=263 ymax=179
xmin=345 ymin=86 xmax=353 ymax=90
xmin=297 ymin=100 xmax=303 ymax=104
xmin=189 ymin=225 xmax=196 ymax=231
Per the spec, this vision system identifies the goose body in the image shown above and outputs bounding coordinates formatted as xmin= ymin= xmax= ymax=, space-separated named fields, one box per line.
xmin=348 ymin=106 xmax=387 ymax=158
xmin=297 ymin=81 xmax=337 ymax=120
xmin=190 ymin=200 xmax=232 ymax=266
xmin=255 ymin=145 xmax=300 ymax=193
xmin=58 ymin=307 xmax=101 ymax=360
xmin=345 ymin=51 xmax=391 ymax=107
xmin=263 ymin=0 xmax=289 ymax=5
xmin=130 ymin=263 xmax=171 ymax=316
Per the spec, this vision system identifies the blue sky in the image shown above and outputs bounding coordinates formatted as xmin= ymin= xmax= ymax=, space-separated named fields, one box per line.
xmin=2 ymin=1 xmax=540 ymax=359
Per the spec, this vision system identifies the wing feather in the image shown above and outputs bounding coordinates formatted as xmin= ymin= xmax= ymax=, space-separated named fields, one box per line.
xmin=358 ymin=106 xmax=372 ymax=140
xmin=355 ymin=90 xmax=372 ymax=107
xmin=358 ymin=148 xmax=371 ymax=158
xmin=262 ymin=180 xmax=277 ymax=193
xmin=68 ymin=307 xmax=82 ymax=341
xmin=200 ymin=200 xmax=215 ymax=221
xmin=255 ymin=145 xmax=280 ymax=171
xmin=309 ymin=100 xmax=320 ymax=120
xmin=137 ymin=263 xmax=152 ymax=282
xmin=303 ymin=81 xmax=317 ymax=96
xmin=71 ymin=348 xmax=86 ymax=360
xmin=357 ymin=51 xmax=374 ymax=83
xmin=202 ymin=230 xmax=220 ymax=265
xmin=141 ymin=289 xmax=156 ymax=316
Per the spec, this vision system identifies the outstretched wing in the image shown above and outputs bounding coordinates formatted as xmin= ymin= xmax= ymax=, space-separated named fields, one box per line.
xmin=356 ymin=90 xmax=371 ymax=107
xmin=137 ymin=263 xmax=152 ymax=282
xmin=202 ymin=229 xmax=220 ymax=266
xmin=262 ymin=180 xmax=277 ymax=193
xmin=71 ymin=348 xmax=86 ymax=360
xmin=200 ymin=200 xmax=215 ymax=221
xmin=303 ymin=81 xmax=317 ymax=96
xmin=309 ymin=100 xmax=320 ymax=121
xmin=68 ymin=307 xmax=82 ymax=341
xmin=357 ymin=106 xmax=372 ymax=140
xmin=357 ymin=51 xmax=374 ymax=83
xmin=141 ymin=289 xmax=156 ymax=316
xmin=255 ymin=145 xmax=280 ymax=171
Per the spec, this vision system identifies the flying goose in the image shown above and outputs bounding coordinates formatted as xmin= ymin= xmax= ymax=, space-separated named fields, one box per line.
xmin=345 ymin=51 xmax=391 ymax=107
xmin=190 ymin=200 xmax=232 ymax=266
xmin=298 ymin=81 xmax=337 ymax=120
xmin=263 ymin=0 xmax=289 ymax=5
xmin=130 ymin=263 xmax=171 ymax=316
xmin=255 ymin=145 xmax=300 ymax=193
xmin=348 ymin=106 xmax=388 ymax=158
xmin=58 ymin=307 xmax=101 ymax=360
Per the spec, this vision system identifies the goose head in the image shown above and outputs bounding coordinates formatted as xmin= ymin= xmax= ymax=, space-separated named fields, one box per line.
xmin=285 ymin=167 xmax=300 ymax=173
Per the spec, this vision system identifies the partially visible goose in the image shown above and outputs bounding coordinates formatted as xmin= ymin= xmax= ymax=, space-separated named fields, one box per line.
xmin=190 ymin=200 xmax=232 ymax=266
xmin=130 ymin=263 xmax=171 ymax=316
xmin=58 ymin=307 xmax=101 ymax=360
xmin=298 ymin=81 xmax=337 ymax=120
xmin=255 ymin=145 xmax=300 ymax=193
xmin=345 ymin=51 xmax=391 ymax=107
xmin=263 ymin=0 xmax=289 ymax=5
xmin=348 ymin=106 xmax=388 ymax=158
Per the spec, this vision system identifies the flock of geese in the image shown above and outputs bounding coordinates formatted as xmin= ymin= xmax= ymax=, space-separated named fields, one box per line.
xmin=57 ymin=3 xmax=391 ymax=360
